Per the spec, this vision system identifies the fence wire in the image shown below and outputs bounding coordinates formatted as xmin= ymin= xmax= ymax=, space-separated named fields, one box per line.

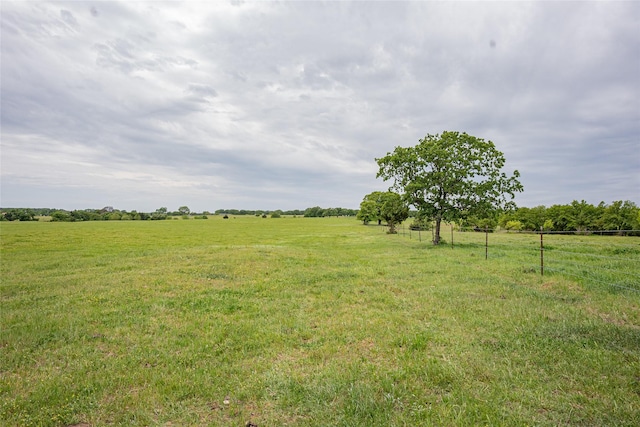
xmin=396 ymin=225 xmax=640 ymax=293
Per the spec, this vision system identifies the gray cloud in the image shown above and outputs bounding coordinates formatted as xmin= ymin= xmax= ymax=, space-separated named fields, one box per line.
xmin=1 ymin=1 xmax=638 ymax=212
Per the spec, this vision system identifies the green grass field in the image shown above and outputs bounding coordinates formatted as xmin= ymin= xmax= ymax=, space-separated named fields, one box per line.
xmin=1 ymin=217 xmax=639 ymax=426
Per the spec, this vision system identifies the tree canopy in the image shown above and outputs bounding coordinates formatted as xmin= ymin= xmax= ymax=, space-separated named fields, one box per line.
xmin=376 ymin=131 xmax=523 ymax=244
xmin=357 ymin=191 xmax=409 ymax=233
xmin=498 ymin=200 xmax=639 ymax=234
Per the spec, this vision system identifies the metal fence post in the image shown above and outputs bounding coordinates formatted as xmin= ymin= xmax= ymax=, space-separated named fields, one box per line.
xmin=485 ymin=227 xmax=488 ymax=260
xmin=451 ymin=224 xmax=454 ymax=249
xmin=540 ymin=227 xmax=544 ymax=276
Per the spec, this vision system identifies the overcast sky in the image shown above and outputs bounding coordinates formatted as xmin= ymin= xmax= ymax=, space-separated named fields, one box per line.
xmin=1 ymin=1 xmax=638 ymax=212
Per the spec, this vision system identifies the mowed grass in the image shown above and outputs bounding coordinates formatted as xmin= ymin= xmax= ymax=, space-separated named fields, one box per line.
xmin=1 ymin=217 xmax=639 ymax=426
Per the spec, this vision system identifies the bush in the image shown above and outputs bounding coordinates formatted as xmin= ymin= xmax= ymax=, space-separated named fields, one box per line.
xmin=51 ymin=211 xmax=71 ymax=222
xmin=1 ymin=210 xmax=37 ymax=221
xmin=409 ymin=217 xmax=430 ymax=230
xmin=505 ymin=220 xmax=523 ymax=232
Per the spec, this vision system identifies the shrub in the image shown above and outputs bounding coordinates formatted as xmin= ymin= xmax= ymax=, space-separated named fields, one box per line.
xmin=505 ymin=220 xmax=523 ymax=232
xmin=409 ymin=217 xmax=430 ymax=230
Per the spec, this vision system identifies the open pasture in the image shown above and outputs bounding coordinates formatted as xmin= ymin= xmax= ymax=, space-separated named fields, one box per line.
xmin=1 ymin=217 xmax=639 ymax=426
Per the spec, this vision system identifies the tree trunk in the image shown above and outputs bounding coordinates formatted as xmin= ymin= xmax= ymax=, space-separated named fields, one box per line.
xmin=433 ymin=216 xmax=442 ymax=245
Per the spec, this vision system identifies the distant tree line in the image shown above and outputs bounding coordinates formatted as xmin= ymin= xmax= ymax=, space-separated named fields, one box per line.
xmin=1 ymin=205 xmax=358 ymax=221
xmin=214 ymin=209 xmax=305 ymax=216
xmin=357 ymin=198 xmax=639 ymax=236
xmin=0 ymin=206 xmax=193 ymax=222
xmin=5 ymin=201 xmax=636 ymax=232
xmin=461 ymin=200 xmax=639 ymax=234
xmin=302 ymin=207 xmax=358 ymax=217
xmin=0 ymin=209 xmax=38 ymax=221
xmin=215 ymin=207 xmax=358 ymax=217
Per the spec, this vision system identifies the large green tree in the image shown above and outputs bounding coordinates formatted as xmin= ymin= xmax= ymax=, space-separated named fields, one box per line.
xmin=376 ymin=131 xmax=523 ymax=244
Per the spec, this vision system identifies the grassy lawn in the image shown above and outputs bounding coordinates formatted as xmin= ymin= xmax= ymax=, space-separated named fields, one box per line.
xmin=1 ymin=217 xmax=639 ymax=426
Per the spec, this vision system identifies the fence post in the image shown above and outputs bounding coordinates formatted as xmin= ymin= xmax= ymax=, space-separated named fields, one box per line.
xmin=540 ymin=227 xmax=544 ymax=276
xmin=451 ymin=224 xmax=454 ymax=249
xmin=485 ymin=227 xmax=488 ymax=260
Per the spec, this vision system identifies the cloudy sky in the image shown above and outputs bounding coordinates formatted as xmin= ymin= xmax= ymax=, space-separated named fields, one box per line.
xmin=1 ymin=1 xmax=638 ymax=212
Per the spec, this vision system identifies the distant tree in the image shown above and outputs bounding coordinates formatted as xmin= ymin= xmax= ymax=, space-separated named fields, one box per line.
xmin=377 ymin=131 xmax=523 ymax=244
xmin=178 ymin=206 xmax=190 ymax=215
xmin=601 ymin=200 xmax=638 ymax=232
xmin=323 ymin=207 xmax=338 ymax=217
xmin=519 ymin=206 xmax=547 ymax=230
xmin=357 ymin=191 xmax=408 ymax=232
xmin=465 ymin=214 xmax=498 ymax=231
xmin=304 ymin=206 xmax=325 ymax=217
xmin=70 ymin=210 xmax=89 ymax=221
xmin=505 ymin=220 xmax=523 ymax=232
xmin=567 ymin=200 xmax=597 ymax=232
xmin=547 ymin=204 xmax=571 ymax=231
xmin=151 ymin=207 xmax=168 ymax=220
xmin=357 ymin=193 xmax=382 ymax=225
xmin=1 ymin=209 xmax=37 ymax=221
xmin=378 ymin=191 xmax=409 ymax=234
xmin=51 ymin=210 xmax=71 ymax=222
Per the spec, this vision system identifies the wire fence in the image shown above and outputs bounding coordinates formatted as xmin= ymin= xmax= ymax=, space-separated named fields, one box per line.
xmin=392 ymin=224 xmax=640 ymax=293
